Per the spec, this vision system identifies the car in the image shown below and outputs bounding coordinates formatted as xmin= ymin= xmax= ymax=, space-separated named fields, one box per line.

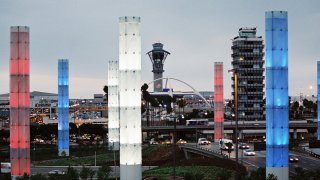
xmin=289 ymin=155 xmax=299 ymax=162
xmin=239 ymin=143 xmax=250 ymax=149
xmin=221 ymin=144 xmax=234 ymax=150
xmin=244 ymin=149 xmax=256 ymax=156
xmin=48 ymin=170 xmax=65 ymax=175
xmin=160 ymin=139 xmax=172 ymax=145
xmin=149 ymin=138 xmax=159 ymax=145
xmin=198 ymin=138 xmax=211 ymax=145
xmin=177 ymin=139 xmax=187 ymax=144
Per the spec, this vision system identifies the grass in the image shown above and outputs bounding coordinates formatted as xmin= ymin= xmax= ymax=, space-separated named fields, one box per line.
xmin=35 ymin=153 xmax=115 ymax=166
xmin=36 ymin=145 xmax=160 ymax=166
xmin=143 ymin=166 xmax=235 ymax=180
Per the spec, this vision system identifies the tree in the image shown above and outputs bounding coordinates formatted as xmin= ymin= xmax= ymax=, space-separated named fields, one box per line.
xmin=17 ymin=173 xmax=30 ymax=180
xmin=292 ymin=167 xmax=307 ymax=180
xmin=80 ymin=166 xmax=91 ymax=180
xmin=88 ymin=168 xmax=95 ymax=180
xmin=246 ymin=167 xmax=265 ymax=180
xmin=103 ymin=86 xmax=108 ymax=102
xmin=65 ymin=166 xmax=79 ymax=180
xmin=266 ymin=173 xmax=278 ymax=180
xmin=97 ymin=165 xmax=112 ymax=180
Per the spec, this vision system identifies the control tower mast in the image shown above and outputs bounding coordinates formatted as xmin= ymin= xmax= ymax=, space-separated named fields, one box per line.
xmin=147 ymin=43 xmax=170 ymax=92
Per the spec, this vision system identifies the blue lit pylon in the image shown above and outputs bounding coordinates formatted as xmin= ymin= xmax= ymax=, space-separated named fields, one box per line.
xmin=58 ymin=59 xmax=69 ymax=156
xmin=265 ymin=11 xmax=289 ymax=180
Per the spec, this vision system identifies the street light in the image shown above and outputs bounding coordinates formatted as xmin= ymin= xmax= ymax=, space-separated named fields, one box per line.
xmin=229 ymin=69 xmax=239 ymax=171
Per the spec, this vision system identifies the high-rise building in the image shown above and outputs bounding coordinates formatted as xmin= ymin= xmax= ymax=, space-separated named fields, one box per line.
xmin=265 ymin=11 xmax=289 ymax=180
xmin=10 ymin=26 xmax=31 ymax=177
xmin=119 ymin=16 xmax=142 ymax=179
xmin=58 ymin=59 xmax=69 ymax=156
xmin=231 ymin=28 xmax=265 ymax=122
xmin=147 ymin=43 xmax=170 ymax=92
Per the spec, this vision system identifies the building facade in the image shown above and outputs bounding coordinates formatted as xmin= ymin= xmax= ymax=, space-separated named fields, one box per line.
xmin=231 ymin=28 xmax=265 ymax=122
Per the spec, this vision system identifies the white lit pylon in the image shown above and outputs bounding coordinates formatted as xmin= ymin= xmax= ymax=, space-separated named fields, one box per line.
xmin=119 ymin=16 xmax=142 ymax=179
xmin=108 ymin=60 xmax=120 ymax=150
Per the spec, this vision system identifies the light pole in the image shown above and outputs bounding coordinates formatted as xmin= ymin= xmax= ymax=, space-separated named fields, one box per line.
xmin=173 ymin=114 xmax=176 ymax=180
xmin=229 ymin=69 xmax=239 ymax=171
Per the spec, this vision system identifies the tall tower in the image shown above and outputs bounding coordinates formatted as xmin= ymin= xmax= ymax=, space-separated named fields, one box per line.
xmin=214 ymin=62 xmax=224 ymax=141
xmin=231 ymin=28 xmax=265 ymax=122
xmin=265 ymin=11 xmax=289 ymax=180
xmin=147 ymin=43 xmax=170 ymax=92
xmin=58 ymin=59 xmax=69 ymax=156
xmin=119 ymin=16 xmax=142 ymax=179
xmin=318 ymin=61 xmax=320 ymax=140
xmin=10 ymin=26 xmax=31 ymax=177
xmin=108 ymin=60 xmax=119 ymax=150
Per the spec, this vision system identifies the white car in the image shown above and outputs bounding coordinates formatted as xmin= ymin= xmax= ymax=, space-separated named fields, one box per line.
xmin=149 ymin=138 xmax=159 ymax=145
xmin=221 ymin=144 xmax=234 ymax=150
xmin=48 ymin=170 xmax=65 ymax=175
xmin=198 ymin=138 xmax=211 ymax=145
xmin=244 ymin=149 xmax=256 ymax=156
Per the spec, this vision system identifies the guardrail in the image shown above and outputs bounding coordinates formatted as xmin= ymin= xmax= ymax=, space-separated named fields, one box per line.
xmin=179 ymin=144 xmax=228 ymax=159
xmin=295 ymin=147 xmax=320 ymax=159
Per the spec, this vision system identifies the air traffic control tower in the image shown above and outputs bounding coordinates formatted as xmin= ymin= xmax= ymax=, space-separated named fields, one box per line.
xmin=147 ymin=43 xmax=170 ymax=92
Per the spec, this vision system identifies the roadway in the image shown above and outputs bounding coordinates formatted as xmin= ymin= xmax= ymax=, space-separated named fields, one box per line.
xmin=185 ymin=142 xmax=320 ymax=174
xmin=142 ymin=123 xmax=317 ymax=132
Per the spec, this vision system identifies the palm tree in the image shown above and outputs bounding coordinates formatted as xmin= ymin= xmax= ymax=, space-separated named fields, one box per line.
xmin=103 ymin=85 xmax=108 ymax=102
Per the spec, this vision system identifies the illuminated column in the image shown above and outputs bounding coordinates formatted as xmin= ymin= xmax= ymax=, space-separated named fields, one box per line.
xmin=317 ymin=61 xmax=320 ymax=140
xmin=10 ymin=26 xmax=31 ymax=178
xmin=214 ymin=62 xmax=224 ymax=141
xmin=119 ymin=16 xmax=142 ymax=179
xmin=265 ymin=11 xmax=289 ymax=180
xmin=108 ymin=60 xmax=119 ymax=150
xmin=58 ymin=59 xmax=69 ymax=156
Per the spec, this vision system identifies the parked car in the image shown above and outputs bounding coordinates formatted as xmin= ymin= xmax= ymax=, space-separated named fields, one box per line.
xmin=239 ymin=143 xmax=250 ymax=149
xmin=289 ymin=155 xmax=299 ymax=162
xmin=177 ymin=139 xmax=187 ymax=144
xmin=198 ymin=138 xmax=211 ymax=145
xmin=244 ymin=149 xmax=256 ymax=156
xmin=48 ymin=170 xmax=65 ymax=175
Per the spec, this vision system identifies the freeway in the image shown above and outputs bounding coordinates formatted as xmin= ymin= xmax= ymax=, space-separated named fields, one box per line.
xmin=183 ymin=143 xmax=320 ymax=174
xmin=142 ymin=123 xmax=317 ymax=132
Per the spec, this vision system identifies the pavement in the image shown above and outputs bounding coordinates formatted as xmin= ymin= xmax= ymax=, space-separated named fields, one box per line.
xmin=189 ymin=142 xmax=320 ymax=174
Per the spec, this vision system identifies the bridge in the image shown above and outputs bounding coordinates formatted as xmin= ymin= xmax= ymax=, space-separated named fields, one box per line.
xmin=179 ymin=144 xmax=228 ymax=160
xmin=142 ymin=123 xmax=317 ymax=132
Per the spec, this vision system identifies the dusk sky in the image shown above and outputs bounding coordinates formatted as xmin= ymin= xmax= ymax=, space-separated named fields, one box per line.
xmin=0 ymin=0 xmax=319 ymax=98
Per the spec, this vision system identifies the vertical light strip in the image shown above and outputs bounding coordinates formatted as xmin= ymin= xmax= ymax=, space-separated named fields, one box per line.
xmin=214 ymin=62 xmax=224 ymax=141
xmin=58 ymin=59 xmax=69 ymax=156
xmin=317 ymin=61 xmax=320 ymax=140
xmin=10 ymin=26 xmax=31 ymax=177
xmin=108 ymin=60 xmax=119 ymax=150
xmin=119 ymin=16 xmax=142 ymax=179
xmin=265 ymin=11 xmax=289 ymax=180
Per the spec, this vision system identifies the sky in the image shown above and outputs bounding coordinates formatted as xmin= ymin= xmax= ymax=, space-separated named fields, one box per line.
xmin=0 ymin=0 xmax=319 ymax=99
